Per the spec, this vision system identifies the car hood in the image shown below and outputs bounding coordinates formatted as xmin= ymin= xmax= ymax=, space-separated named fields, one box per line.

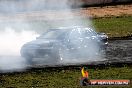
xmin=22 ymin=39 xmax=58 ymax=49
xmin=28 ymin=39 xmax=55 ymax=45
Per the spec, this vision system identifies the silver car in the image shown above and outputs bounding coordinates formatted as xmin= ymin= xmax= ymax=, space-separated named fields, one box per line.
xmin=20 ymin=26 xmax=108 ymax=65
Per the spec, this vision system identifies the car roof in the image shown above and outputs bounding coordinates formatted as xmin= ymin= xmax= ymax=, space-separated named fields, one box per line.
xmin=48 ymin=26 xmax=93 ymax=31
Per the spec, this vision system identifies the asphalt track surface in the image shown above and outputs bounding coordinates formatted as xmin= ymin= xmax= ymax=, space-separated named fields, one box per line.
xmin=104 ymin=39 xmax=132 ymax=64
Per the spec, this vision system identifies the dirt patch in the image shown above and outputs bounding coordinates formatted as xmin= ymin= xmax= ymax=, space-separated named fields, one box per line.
xmin=81 ymin=4 xmax=132 ymax=17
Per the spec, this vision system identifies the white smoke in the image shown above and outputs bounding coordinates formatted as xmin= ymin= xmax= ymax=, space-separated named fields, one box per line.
xmin=0 ymin=0 xmax=104 ymax=72
xmin=0 ymin=27 xmax=39 ymax=72
xmin=0 ymin=56 xmax=26 ymax=72
xmin=0 ymin=28 xmax=38 ymax=56
xmin=0 ymin=0 xmax=82 ymax=13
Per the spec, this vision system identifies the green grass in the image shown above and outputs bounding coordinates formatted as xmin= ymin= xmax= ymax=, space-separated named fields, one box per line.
xmin=0 ymin=65 xmax=132 ymax=88
xmin=93 ymin=16 xmax=132 ymax=37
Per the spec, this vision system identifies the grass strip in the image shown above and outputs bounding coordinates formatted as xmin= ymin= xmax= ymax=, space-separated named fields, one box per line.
xmin=93 ymin=16 xmax=132 ymax=37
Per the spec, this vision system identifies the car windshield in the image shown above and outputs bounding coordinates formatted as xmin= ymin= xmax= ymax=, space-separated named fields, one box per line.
xmin=38 ymin=27 xmax=97 ymax=39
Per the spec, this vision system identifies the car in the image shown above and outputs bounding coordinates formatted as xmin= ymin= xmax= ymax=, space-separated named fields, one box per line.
xmin=20 ymin=26 xmax=108 ymax=65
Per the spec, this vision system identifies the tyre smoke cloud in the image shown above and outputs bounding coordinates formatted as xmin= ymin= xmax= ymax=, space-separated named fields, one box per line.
xmin=0 ymin=0 xmax=82 ymax=13
xmin=0 ymin=0 xmax=103 ymax=72
xmin=0 ymin=28 xmax=39 ymax=72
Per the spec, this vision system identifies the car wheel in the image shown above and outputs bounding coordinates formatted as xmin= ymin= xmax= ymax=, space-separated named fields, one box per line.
xmin=49 ymin=49 xmax=61 ymax=64
xmin=39 ymin=49 xmax=61 ymax=65
xmin=25 ymin=55 xmax=34 ymax=65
